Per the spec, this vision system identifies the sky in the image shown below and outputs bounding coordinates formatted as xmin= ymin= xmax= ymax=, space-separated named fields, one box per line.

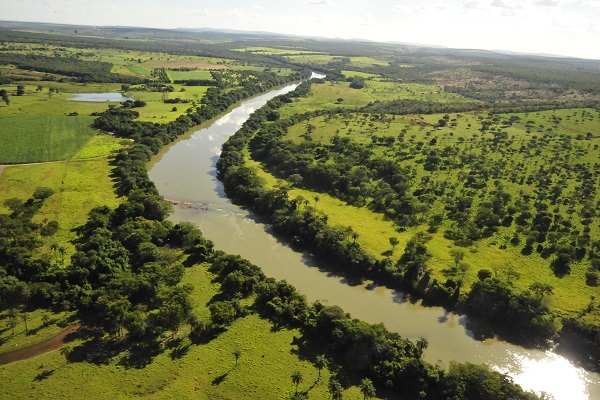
xmin=2 ymin=0 xmax=600 ymax=60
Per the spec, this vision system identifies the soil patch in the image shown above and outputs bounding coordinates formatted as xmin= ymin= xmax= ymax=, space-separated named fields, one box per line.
xmin=0 ymin=324 xmax=80 ymax=365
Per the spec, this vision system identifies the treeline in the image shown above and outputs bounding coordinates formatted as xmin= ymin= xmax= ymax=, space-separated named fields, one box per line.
xmin=0 ymin=52 xmax=144 ymax=84
xmin=202 ymin=250 xmax=538 ymax=399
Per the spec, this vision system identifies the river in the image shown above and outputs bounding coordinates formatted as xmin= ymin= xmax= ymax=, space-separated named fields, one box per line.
xmin=148 ymin=78 xmax=600 ymax=399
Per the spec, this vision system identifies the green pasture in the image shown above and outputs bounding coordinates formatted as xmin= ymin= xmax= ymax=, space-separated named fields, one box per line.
xmin=342 ymin=70 xmax=381 ymax=79
xmin=279 ymin=82 xmax=374 ymax=118
xmin=0 ymin=265 xmax=368 ymax=400
xmin=0 ymin=115 xmax=97 ymax=163
xmin=0 ymin=154 xmax=122 ymax=255
xmin=166 ymin=69 xmax=214 ymax=81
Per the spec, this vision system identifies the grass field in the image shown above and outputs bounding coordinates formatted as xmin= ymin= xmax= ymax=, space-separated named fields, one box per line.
xmin=166 ymin=69 xmax=214 ymax=81
xmin=0 ymin=265 xmax=369 ymax=400
xmin=0 ymin=142 xmax=123 ymax=256
xmin=0 ymin=115 xmax=97 ymax=163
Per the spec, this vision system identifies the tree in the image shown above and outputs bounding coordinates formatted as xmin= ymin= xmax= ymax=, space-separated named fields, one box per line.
xmin=291 ymin=370 xmax=303 ymax=394
xmin=21 ymin=310 xmax=29 ymax=332
xmin=16 ymin=85 xmax=25 ymax=96
xmin=359 ymin=378 xmax=376 ymax=400
xmin=314 ymin=195 xmax=320 ymax=209
xmin=8 ymin=309 xmax=18 ymax=335
xmin=0 ymin=89 xmax=9 ymax=105
xmin=233 ymin=348 xmax=242 ymax=366
xmin=389 ymin=237 xmax=399 ymax=253
xmin=449 ymin=249 xmax=465 ymax=269
xmin=42 ymin=312 xmax=50 ymax=327
xmin=328 ymin=377 xmax=343 ymax=400
xmin=315 ymin=355 xmax=327 ymax=380
xmin=60 ymin=345 xmax=73 ymax=363
xmin=416 ymin=336 xmax=429 ymax=356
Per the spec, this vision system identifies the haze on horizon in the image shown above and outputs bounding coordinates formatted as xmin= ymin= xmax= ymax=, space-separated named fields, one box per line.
xmin=2 ymin=0 xmax=600 ymax=60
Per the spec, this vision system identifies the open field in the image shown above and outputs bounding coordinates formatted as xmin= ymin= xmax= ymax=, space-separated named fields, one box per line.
xmin=166 ymin=69 xmax=214 ymax=81
xmin=0 ymin=155 xmax=122 ymax=255
xmin=0 ymin=115 xmax=97 ymax=163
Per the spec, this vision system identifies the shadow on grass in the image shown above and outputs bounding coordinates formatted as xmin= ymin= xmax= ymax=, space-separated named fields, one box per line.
xmin=118 ymin=340 xmax=162 ymax=369
xmin=33 ymin=369 xmax=55 ymax=381
xmin=212 ymin=371 xmax=229 ymax=385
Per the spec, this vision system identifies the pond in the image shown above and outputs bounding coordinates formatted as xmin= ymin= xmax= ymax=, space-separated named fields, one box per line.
xmin=68 ymin=92 xmax=134 ymax=102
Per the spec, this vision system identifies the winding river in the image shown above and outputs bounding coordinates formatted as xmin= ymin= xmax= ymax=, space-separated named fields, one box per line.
xmin=148 ymin=78 xmax=600 ymax=399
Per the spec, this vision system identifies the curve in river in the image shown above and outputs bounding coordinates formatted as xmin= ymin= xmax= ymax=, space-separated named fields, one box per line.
xmin=148 ymin=78 xmax=599 ymax=400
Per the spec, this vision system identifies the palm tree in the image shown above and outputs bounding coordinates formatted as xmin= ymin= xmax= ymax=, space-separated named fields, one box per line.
xmin=359 ymin=378 xmax=376 ymax=400
xmin=21 ymin=310 xmax=28 ymax=332
xmin=42 ymin=312 xmax=50 ymax=327
xmin=352 ymin=232 xmax=359 ymax=244
xmin=291 ymin=370 xmax=303 ymax=394
xmin=314 ymin=195 xmax=320 ymax=209
xmin=315 ymin=355 xmax=327 ymax=381
xmin=233 ymin=349 xmax=242 ymax=366
xmin=8 ymin=309 xmax=18 ymax=335
xmin=328 ymin=377 xmax=343 ymax=400
xmin=416 ymin=336 xmax=429 ymax=356
xmin=58 ymin=246 xmax=66 ymax=266
xmin=60 ymin=345 xmax=72 ymax=363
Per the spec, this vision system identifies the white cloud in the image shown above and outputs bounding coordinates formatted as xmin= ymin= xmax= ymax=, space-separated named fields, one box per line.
xmin=463 ymin=0 xmax=483 ymax=8
xmin=490 ymin=0 xmax=523 ymax=9
xmin=303 ymin=0 xmax=333 ymax=5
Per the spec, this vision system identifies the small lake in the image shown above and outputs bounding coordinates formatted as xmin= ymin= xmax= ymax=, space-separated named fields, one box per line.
xmin=68 ymin=92 xmax=134 ymax=102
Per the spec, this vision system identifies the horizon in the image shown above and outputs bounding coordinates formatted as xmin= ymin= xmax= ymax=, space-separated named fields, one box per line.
xmin=1 ymin=0 xmax=599 ymax=61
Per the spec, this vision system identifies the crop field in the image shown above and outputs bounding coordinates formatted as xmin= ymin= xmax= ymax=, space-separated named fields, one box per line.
xmin=0 ymin=265 xmax=367 ymax=400
xmin=262 ymin=105 xmax=600 ymax=324
xmin=0 ymin=115 xmax=97 ymax=163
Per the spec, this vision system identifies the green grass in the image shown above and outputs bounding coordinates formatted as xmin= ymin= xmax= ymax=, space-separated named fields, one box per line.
xmin=0 ymin=115 xmax=98 ymax=163
xmin=0 ymin=309 xmax=75 ymax=355
xmin=166 ymin=70 xmax=214 ymax=81
xmin=0 ymin=157 xmax=122 ymax=256
xmin=0 ymin=264 xmax=369 ymax=400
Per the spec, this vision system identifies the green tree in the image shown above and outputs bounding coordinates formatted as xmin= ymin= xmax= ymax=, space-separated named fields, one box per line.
xmin=328 ymin=377 xmax=343 ymax=400
xmin=449 ymin=249 xmax=465 ymax=269
xmin=416 ymin=336 xmax=429 ymax=356
xmin=359 ymin=377 xmax=376 ymax=399
xmin=60 ymin=345 xmax=73 ymax=363
xmin=233 ymin=348 xmax=242 ymax=366
xmin=8 ymin=309 xmax=18 ymax=335
xmin=291 ymin=370 xmax=303 ymax=394
xmin=315 ymin=354 xmax=327 ymax=380
xmin=389 ymin=237 xmax=399 ymax=253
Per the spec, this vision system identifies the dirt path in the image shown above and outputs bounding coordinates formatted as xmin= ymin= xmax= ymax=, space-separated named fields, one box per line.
xmin=0 ymin=324 xmax=81 ymax=365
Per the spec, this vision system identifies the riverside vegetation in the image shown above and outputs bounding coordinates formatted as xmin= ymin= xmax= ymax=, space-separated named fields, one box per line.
xmin=0 ymin=21 xmax=598 ymax=398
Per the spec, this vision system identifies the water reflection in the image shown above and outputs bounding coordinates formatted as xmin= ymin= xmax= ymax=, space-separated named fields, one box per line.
xmin=149 ymin=79 xmax=599 ymax=400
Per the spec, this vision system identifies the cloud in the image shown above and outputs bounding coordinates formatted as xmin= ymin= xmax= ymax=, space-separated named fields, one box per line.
xmin=303 ymin=0 xmax=333 ymax=5
xmin=490 ymin=0 xmax=523 ymax=9
xmin=534 ymin=0 xmax=561 ymax=5
xmin=463 ymin=0 xmax=483 ymax=9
